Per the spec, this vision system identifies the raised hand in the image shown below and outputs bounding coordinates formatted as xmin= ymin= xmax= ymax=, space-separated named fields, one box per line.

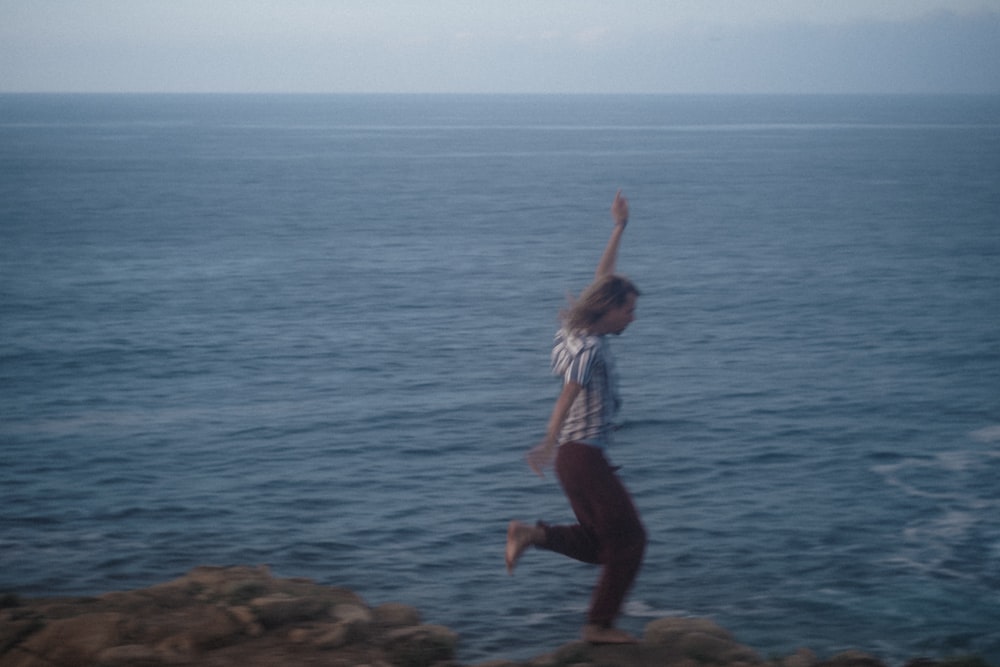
xmin=611 ymin=189 xmax=629 ymax=226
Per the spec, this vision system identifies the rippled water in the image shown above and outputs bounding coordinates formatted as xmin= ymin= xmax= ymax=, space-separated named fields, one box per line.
xmin=1 ymin=94 xmax=998 ymax=663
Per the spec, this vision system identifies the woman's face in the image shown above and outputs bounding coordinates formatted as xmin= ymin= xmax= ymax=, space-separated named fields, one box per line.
xmin=598 ymin=293 xmax=638 ymax=335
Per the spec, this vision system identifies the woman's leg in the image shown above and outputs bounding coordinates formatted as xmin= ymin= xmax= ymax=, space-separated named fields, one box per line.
xmin=551 ymin=442 xmax=646 ymax=629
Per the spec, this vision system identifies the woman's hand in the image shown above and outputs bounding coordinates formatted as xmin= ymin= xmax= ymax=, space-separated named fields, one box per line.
xmin=596 ymin=191 xmax=629 ymax=278
xmin=611 ymin=189 xmax=629 ymax=226
xmin=526 ymin=436 xmax=558 ymax=477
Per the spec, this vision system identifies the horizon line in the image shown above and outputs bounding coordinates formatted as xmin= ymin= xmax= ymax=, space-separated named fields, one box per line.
xmin=3 ymin=90 xmax=999 ymax=97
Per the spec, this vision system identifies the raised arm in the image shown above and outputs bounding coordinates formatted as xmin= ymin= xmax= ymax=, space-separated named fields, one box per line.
xmin=594 ymin=190 xmax=630 ymax=279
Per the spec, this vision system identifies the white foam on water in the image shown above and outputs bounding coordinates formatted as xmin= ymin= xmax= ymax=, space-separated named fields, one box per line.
xmin=969 ymin=424 xmax=1000 ymax=442
xmin=624 ymin=599 xmax=689 ymax=619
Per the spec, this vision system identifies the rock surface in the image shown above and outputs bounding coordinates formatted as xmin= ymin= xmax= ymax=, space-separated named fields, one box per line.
xmin=0 ymin=566 xmax=989 ymax=667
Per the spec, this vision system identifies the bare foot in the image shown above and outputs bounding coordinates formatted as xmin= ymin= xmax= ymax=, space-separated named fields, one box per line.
xmin=505 ymin=520 xmax=539 ymax=574
xmin=582 ymin=624 xmax=640 ymax=644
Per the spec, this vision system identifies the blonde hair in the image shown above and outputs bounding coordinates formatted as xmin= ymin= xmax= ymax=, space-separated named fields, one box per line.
xmin=561 ymin=274 xmax=640 ymax=332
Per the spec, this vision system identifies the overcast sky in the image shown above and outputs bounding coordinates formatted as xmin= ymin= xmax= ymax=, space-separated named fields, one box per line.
xmin=2 ymin=1 xmax=999 ymax=94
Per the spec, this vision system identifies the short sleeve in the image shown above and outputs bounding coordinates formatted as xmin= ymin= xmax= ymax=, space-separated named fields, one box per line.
xmin=564 ymin=340 xmax=599 ymax=387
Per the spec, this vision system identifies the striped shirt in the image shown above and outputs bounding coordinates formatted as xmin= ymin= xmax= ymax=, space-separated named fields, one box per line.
xmin=550 ymin=327 xmax=621 ymax=448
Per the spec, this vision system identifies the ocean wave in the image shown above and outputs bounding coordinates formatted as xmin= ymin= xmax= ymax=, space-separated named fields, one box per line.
xmin=970 ymin=424 xmax=1000 ymax=443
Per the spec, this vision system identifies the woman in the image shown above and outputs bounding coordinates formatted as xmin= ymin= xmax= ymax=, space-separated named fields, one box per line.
xmin=506 ymin=190 xmax=647 ymax=645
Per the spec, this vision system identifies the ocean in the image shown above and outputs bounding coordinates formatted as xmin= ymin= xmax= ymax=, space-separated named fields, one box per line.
xmin=1 ymin=93 xmax=998 ymax=664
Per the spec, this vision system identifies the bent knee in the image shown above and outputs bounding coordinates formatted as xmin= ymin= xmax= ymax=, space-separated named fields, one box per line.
xmin=609 ymin=522 xmax=646 ymax=562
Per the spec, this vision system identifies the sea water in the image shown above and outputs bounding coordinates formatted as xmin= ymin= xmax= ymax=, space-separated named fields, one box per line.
xmin=1 ymin=94 xmax=998 ymax=663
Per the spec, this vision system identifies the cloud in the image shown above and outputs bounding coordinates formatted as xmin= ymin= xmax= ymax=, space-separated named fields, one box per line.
xmin=1 ymin=1 xmax=998 ymax=93
xmin=574 ymin=27 xmax=612 ymax=45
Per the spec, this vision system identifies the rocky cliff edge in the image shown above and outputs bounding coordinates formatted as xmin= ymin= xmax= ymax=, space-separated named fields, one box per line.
xmin=0 ymin=565 xmax=990 ymax=667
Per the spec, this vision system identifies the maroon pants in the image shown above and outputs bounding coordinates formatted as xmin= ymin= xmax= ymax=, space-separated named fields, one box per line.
xmin=540 ymin=441 xmax=646 ymax=628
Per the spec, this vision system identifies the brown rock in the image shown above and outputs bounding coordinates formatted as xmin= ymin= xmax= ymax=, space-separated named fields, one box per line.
xmin=164 ymin=605 xmax=245 ymax=652
xmin=383 ymin=623 xmax=459 ymax=667
xmin=784 ymin=648 xmax=821 ymax=667
xmin=645 ymin=616 xmax=736 ymax=645
xmin=332 ymin=601 xmax=373 ymax=641
xmin=528 ymin=639 xmax=710 ymax=667
xmin=374 ymin=602 xmax=423 ymax=628
xmin=0 ymin=647 xmax=50 ymax=667
xmin=820 ymin=650 xmax=888 ymax=667
xmin=250 ymin=593 xmax=331 ymax=629
xmin=0 ymin=613 xmax=44 ymax=655
xmin=333 ymin=603 xmax=371 ymax=622
xmin=95 ymin=643 xmax=166 ymax=665
xmin=180 ymin=564 xmax=272 ymax=594
xmin=0 ymin=565 xmax=949 ymax=667
xmin=18 ymin=612 xmax=125 ymax=665
xmin=313 ymin=622 xmax=352 ymax=649
xmin=902 ymin=660 xmax=940 ymax=667
xmin=643 ymin=617 xmax=762 ymax=665
xmin=227 ymin=604 xmax=264 ymax=636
